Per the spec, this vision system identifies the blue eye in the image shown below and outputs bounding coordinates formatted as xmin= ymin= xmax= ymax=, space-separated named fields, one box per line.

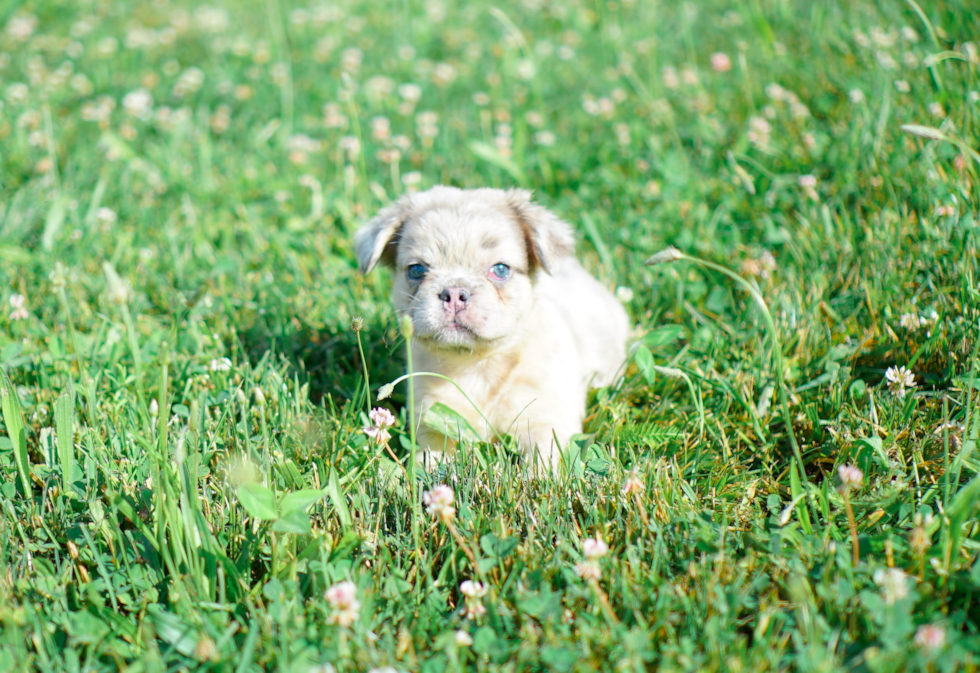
xmin=407 ymin=264 xmax=427 ymax=281
xmin=489 ymin=263 xmax=511 ymax=280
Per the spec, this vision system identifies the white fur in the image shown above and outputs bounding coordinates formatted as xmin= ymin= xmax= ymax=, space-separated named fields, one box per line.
xmin=355 ymin=186 xmax=629 ymax=472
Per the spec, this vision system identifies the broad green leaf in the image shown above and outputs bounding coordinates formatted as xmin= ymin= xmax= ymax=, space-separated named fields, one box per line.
xmin=328 ymin=530 xmax=361 ymax=562
xmin=271 ymin=509 xmax=311 ymax=535
xmin=790 ymin=463 xmax=813 ymax=535
xmin=279 ymin=489 xmax=326 ymax=516
xmin=423 ymin=402 xmax=482 ymax=445
xmin=146 ymin=605 xmax=199 ymax=657
xmin=237 ymin=482 xmax=278 ymax=520
xmin=0 ymin=367 xmax=30 ymax=496
xmin=39 ymin=428 xmax=57 ymax=468
xmin=55 ymin=387 xmax=75 ymax=495
xmin=518 ymin=588 xmax=561 ymax=618
xmin=327 ymin=469 xmax=352 ymax=528
xmin=480 ymin=533 xmax=520 ymax=560
xmin=947 ymin=471 xmax=980 ymax=561
xmin=644 ymin=325 xmax=685 ymax=349
xmin=634 ymin=346 xmax=656 ymax=384
xmin=42 ymin=197 xmax=67 ymax=251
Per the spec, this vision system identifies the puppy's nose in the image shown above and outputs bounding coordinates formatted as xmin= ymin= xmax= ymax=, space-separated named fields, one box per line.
xmin=438 ymin=287 xmax=470 ymax=312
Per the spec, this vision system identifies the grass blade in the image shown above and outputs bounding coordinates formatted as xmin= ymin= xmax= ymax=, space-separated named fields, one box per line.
xmin=55 ymin=386 xmax=75 ymax=496
xmin=0 ymin=367 xmax=30 ymax=497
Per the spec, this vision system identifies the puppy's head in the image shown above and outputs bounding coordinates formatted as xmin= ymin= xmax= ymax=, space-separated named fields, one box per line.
xmin=355 ymin=186 xmax=575 ymax=350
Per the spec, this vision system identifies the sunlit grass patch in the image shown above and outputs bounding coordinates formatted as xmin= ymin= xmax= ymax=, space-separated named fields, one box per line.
xmin=1 ymin=0 xmax=979 ymax=670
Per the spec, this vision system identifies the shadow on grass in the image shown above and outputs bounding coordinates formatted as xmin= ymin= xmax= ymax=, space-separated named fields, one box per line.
xmin=235 ymin=313 xmax=405 ymax=407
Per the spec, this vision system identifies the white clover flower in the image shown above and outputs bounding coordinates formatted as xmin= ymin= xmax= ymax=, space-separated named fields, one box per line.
xmin=323 ymin=103 xmax=346 ymax=128
xmin=615 ymin=286 xmax=634 ymax=303
xmin=7 ymin=15 xmax=38 ymax=41
xmin=8 ymin=294 xmax=28 ymax=321
xmin=873 ymin=567 xmax=910 ymax=605
xmin=340 ymin=47 xmax=363 ymax=72
xmin=432 ymin=62 xmax=457 ymax=86
xmin=837 ymin=464 xmax=863 ymax=492
xmin=459 ymin=580 xmax=487 ymax=620
xmin=102 ymin=262 xmax=132 ymax=305
xmin=884 ymin=366 xmax=916 ymax=398
xmin=765 ymin=83 xmax=788 ymax=101
xmin=868 ymin=26 xmax=898 ymax=49
xmin=622 ymin=471 xmax=644 ymax=495
xmin=914 ymin=624 xmax=945 ymax=651
xmin=369 ymin=407 xmax=395 ymax=429
xmin=324 ymin=580 xmax=360 ymax=627
xmin=96 ymin=207 xmax=118 ymax=225
xmin=680 ymin=65 xmax=698 ymax=86
xmin=365 ymin=76 xmax=395 ymax=98
xmin=422 ymin=485 xmax=456 ymax=522
xmin=6 ymin=83 xmax=29 ymax=105
xmin=746 ymin=115 xmax=771 ymax=150
xmin=371 ymin=116 xmax=391 ymax=141
xmin=454 ymin=630 xmax=473 ymax=647
xmin=364 ymin=407 xmax=396 ymax=443
xmin=288 ymin=134 xmax=322 ymax=153
xmin=534 ymin=130 xmax=556 ymax=147
xmin=416 ymin=110 xmax=438 ymax=128
xmin=575 ymin=537 xmax=608 ymax=581
xmin=194 ymin=6 xmax=229 ymax=33
xmin=574 ymin=560 xmax=601 ymax=581
xmin=398 ymin=83 xmax=422 ymax=103
xmin=849 ymin=88 xmax=865 ymax=104
xmin=459 ymin=580 xmax=486 ymax=599
xmin=710 ymin=52 xmax=732 ymax=72
xmin=402 ymin=171 xmax=422 ymax=190
xmin=582 ymin=538 xmax=608 ymax=560
xmin=614 ymin=123 xmax=631 ymax=146
xmin=900 ymin=313 xmax=923 ymax=330
xmin=209 ymin=357 xmax=232 ymax=372
xmin=338 ymin=135 xmax=360 ymax=159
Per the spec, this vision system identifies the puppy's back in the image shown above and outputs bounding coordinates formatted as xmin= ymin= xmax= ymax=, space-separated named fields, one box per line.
xmin=537 ymin=259 xmax=629 ymax=388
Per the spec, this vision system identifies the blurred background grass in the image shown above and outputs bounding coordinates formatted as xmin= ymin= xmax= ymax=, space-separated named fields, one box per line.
xmin=0 ymin=0 xmax=979 ymax=670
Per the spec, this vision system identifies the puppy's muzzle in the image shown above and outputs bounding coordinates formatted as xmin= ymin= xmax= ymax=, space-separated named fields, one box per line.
xmin=438 ymin=286 xmax=471 ymax=314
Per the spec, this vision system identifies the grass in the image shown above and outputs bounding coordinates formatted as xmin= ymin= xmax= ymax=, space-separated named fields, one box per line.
xmin=1 ymin=0 xmax=979 ymax=670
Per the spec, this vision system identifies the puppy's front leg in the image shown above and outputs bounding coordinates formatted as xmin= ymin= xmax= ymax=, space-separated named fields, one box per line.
xmin=513 ymin=419 xmax=578 ymax=475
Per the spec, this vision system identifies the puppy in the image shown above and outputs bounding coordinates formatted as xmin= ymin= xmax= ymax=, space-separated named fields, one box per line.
xmin=355 ymin=186 xmax=629 ymax=472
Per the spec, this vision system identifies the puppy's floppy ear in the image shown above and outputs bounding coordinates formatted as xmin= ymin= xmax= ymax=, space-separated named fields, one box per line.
xmin=354 ymin=196 xmax=414 ymax=273
xmin=504 ymin=189 xmax=575 ymax=275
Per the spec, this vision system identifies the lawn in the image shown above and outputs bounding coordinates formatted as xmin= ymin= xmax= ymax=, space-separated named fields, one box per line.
xmin=1 ymin=0 xmax=979 ymax=670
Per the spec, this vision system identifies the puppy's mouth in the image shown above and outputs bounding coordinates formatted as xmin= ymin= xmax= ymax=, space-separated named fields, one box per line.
xmin=418 ymin=315 xmax=484 ymax=348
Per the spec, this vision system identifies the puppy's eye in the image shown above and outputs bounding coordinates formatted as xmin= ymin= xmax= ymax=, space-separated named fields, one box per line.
xmin=489 ymin=263 xmax=511 ymax=281
xmin=407 ymin=264 xmax=427 ymax=281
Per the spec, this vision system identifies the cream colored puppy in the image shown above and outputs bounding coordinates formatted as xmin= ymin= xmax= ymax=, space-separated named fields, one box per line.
xmin=355 ymin=186 xmax=629 ymax=472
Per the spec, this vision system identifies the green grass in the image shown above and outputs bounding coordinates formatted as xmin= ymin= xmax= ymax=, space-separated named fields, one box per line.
xmin=1 ymin=0 xmax=979 ymax=670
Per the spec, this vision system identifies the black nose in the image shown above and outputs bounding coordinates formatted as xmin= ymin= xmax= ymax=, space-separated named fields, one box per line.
xmin=438 ymin=287 xmax=470 ymax=311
